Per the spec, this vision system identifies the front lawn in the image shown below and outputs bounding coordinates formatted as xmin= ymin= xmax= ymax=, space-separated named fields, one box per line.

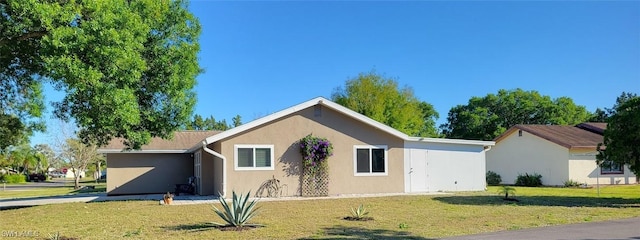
xmin=2 ymin=185 xmax=639 ymax=239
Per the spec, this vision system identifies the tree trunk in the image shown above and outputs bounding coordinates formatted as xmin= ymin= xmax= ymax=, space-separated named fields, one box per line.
xmin=74 ymin=172 xmax=80 ymax=189
xmin=95 ymin=161 xmax=101 ymax=183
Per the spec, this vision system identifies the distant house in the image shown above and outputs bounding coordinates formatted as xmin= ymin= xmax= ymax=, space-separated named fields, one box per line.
xmin=487 ymin=123 xmax=637 ymax=186
xmin=99 ymin=97 xmax=494 ymax=196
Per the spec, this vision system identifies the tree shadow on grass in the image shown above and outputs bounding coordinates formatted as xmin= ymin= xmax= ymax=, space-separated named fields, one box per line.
xmin=299 ymin=226 xmax=435 ymax=240
xmin=162 ymin=222 xmax=217 ymax=232
xmin=0 ymin=205 xmax=35 ymax=211
xmin=163 ymin=223 xmax=262 ymax=233
xmin=433 ymin=195 xmax=640 ymax=208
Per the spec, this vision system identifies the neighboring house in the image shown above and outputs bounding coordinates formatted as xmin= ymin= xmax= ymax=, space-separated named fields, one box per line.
xmin=48 ymin=168 xmax=86 ymax=178
xmin=487 ymin=123 xmax=637 ymax=186
xmin=99 ymin=97 xmax=494 ymax=196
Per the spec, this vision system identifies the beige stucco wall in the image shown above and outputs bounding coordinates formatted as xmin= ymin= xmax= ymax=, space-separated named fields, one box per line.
xmin=206 ymin=105 xmax=404 ymax=196
xmin=568 ymin=149 xmax=637 ymax=185
xmin=487 ymin=130 xmax=569 ymax=186
xmin=106 ymin=153 xmax=192 ymax=195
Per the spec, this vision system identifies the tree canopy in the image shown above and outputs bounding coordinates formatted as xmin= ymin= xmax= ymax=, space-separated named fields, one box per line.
xmin=440 ymin=89 xmax=591 ymax=140
xmin=597 ymin=96 xmax=640 ymax=181
xmin=185 ymin=114 xmax=241 ymax=131
xmin=331 ymin=72 xmax=439 ymax=137
xmin=588 ymin=92 xmax=638 ymax=122
xmin=1 ymin=0 xmax=201 ymax=149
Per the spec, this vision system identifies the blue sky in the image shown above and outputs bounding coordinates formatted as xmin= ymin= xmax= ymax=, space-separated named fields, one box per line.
xmin=30 ymin=1 xmax=640 ymax=145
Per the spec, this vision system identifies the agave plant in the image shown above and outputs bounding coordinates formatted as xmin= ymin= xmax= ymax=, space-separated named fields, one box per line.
xmin=212 ymin=191 xmax=262 ymax=227
xmin=350 ymin=204 xmax=369 ymax=220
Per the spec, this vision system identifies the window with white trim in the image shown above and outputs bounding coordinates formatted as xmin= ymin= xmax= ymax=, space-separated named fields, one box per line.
xmin=600 ymin=160 xmax=624 ymax=174
xmin=353 ymin=145 xmax=388 ymax=176
xmin=234 ymin=145 xmax=275 ymax=170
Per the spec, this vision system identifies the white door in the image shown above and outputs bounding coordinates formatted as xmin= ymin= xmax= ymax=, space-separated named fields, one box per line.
xmin=410 ymin=149 xmax=429 ymax=192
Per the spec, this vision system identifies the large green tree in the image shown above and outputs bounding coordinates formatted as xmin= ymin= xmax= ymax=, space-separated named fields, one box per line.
xmin=332 ymin=72 xmax=439 ymax=137
xmin=1 ymin=0 xmax=201 ymax=149
xmin=185 ymin=114 xmax=232 ymax=131
xmin=588 ymin=92 xmax=638 ymax=122
xmin=441 ymin=89 xmax=591 ymax=140
xmin=597 ymin=97 xmax=640 ymax=183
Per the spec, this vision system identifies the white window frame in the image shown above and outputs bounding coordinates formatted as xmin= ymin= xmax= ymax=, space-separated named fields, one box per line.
xmin=353 ymin=145 xmax=388 ymax=176
xmin=234 ymin=144 xmax=275 ymax=171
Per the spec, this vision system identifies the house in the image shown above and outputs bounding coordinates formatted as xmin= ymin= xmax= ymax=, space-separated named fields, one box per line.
xmin=487 ymin=123 xmax=637 ymax=186
xmin=99 ymin=97 xmax=494 ymax=196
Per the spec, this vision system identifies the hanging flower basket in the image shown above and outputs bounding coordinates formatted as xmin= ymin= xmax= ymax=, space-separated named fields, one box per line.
xmin=299 ymin=134 xmax=333 ymax=196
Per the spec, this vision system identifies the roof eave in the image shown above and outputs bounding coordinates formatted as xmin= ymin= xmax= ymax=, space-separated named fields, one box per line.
xmin=406 ymin=137 xmax=495 ymax=146
xmin=569 ymin=146 xmax=598 ymax=150
xmin=203 ymin=97 xmax=410 ymax=145
xmin=98 ymin=149 xmax=190 ymax=154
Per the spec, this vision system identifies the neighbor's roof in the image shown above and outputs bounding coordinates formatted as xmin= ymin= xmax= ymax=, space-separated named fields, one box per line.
xmin=576 ymin=122 xmax=607 ymax=135
xmin=495 ymin=124 xmax=605 ymax=149
xmin=98 ymin=130 xmax=221 ymax=153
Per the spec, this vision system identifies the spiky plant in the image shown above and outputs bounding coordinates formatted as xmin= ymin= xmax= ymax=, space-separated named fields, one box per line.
xmin=212 ymin=191 xmax=262 ymax=228
xmin=350 ymin=204 xmax=370 ymax=220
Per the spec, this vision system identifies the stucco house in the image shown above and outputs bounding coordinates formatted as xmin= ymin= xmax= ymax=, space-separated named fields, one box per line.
xmin=487 ymin=123 xmax=637 ymax=186
xmin=99 ymin=97 xmax=494 ymax=196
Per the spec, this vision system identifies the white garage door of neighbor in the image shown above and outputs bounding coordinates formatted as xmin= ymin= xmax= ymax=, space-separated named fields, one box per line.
xmin=409 ymin=149 xmax=429 ymax=192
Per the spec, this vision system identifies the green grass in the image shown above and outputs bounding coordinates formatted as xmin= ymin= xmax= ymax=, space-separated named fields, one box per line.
xmin=0 ymin=179 xmax=106 ymax=199
xmin=2 ymin=185 xmax=640 ymax=239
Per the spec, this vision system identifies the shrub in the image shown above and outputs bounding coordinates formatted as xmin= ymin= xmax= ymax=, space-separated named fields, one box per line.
xmin=497 ymin=185 xmax=517 ymax=200
xmin=514 ymin=173 xmax=542 ymax=187
xmin=212 ymin=191 xmax=261 ymax=228
xmin=344 ymin=204 xmax=373 ymax=221
xmin=564 ymin=179 xmax=581 ymax=188
xmin=1 ymin=174 xmax=26 ymax=183
xmin=486 ymin=171 xmax=502 ymax=186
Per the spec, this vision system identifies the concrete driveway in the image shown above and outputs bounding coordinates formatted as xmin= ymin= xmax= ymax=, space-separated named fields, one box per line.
xmin=440 ymin=217 xmax=640 ymax=240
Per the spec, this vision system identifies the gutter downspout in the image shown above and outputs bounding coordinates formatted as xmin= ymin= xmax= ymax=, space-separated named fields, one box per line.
xmin=483 ymin=145 xmax=492 ymax=152
xmin=202 ymin=141 xmax=227 ymax=198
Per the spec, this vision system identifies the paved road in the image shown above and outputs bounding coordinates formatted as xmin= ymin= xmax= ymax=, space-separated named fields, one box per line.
xmin=1 ymin=181 xmax=70 ymax=190
xmin=440 ymin=217 xmax=640 ymax=240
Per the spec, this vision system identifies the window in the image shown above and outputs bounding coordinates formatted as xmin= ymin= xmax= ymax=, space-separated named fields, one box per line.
xmin=600 ymin=160 xmax=623 ymax=174
xmin=234 ymin=145 xmax=274 ymax=170
xmin=354 ymin=145 xmax=388 ymax=176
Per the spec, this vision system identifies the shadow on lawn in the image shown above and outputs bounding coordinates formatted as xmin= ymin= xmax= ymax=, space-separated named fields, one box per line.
xmin=433 ymin=195 xmax=640 ymax=208
xmin=162 ymin=223 xmax=217 ymax=232
xmin=299 ymin=226 xmax=434 ymax=240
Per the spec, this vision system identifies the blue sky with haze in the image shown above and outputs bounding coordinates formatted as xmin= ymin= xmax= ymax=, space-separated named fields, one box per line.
xmin=30 ymin=1 xmax=640 ymax=145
